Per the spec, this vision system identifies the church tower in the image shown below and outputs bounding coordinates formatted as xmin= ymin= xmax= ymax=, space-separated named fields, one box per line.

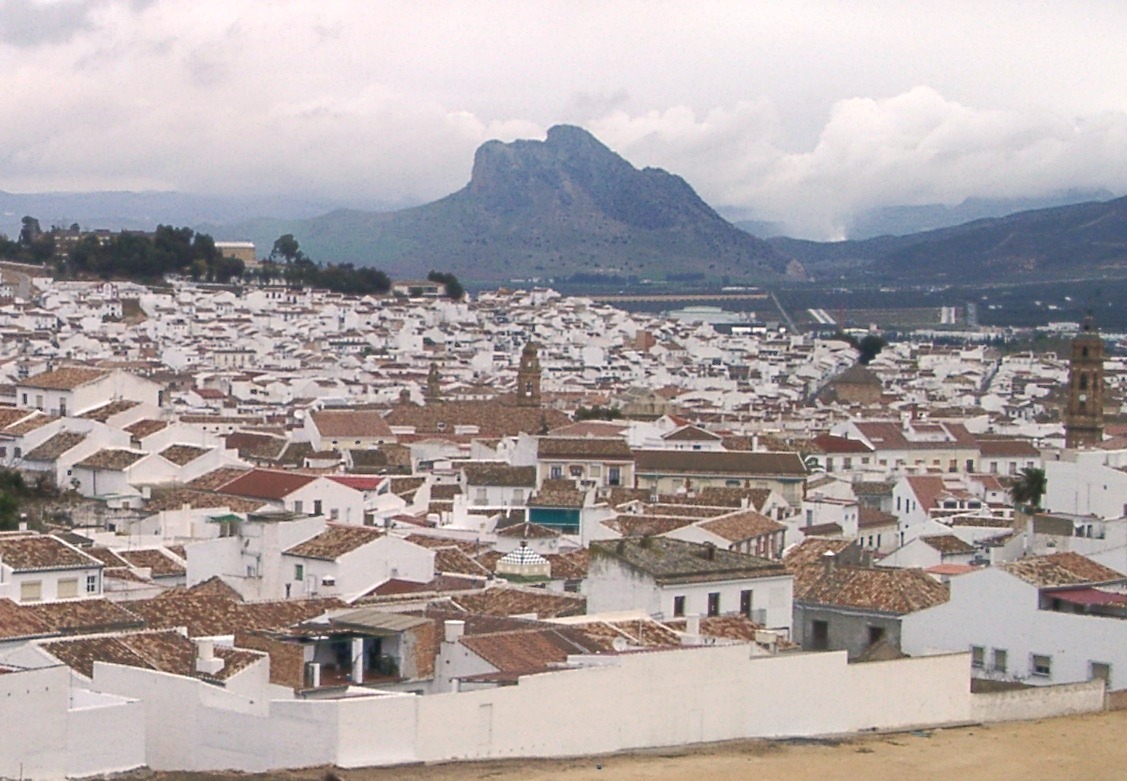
xmin=425 ymin=361 xmax=441 ymax=403
xmin=1064 ymin=316 xmax=1104 ymax=449
xmin=515 ymin=342 xmax=542 ymax=408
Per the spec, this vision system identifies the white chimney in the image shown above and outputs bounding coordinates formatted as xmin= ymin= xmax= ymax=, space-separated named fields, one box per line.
xmin=195 ymin=639 xmax=225 ymax=676
xmin=444 ymin=619 xmax=466 ymax=643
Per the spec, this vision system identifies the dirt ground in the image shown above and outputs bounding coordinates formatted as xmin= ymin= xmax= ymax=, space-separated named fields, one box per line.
xmin=150 ymin=709 xmax=1127 ymax=781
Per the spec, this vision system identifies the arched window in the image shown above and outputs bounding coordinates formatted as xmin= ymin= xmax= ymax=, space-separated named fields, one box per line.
xmin=1079 ymin=374 xmax=1088 ymax=391
xmin=1082 ymin=346 xmax=1089 ymax=358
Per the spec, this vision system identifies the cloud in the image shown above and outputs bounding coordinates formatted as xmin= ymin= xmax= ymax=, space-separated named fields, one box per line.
xmin=0 ymin=0 xmax=101 ymax=47
xmin=591 ymin=88 xmax=1127 ymax=238
xmin=2 ymin=2 xmax=1127 ymax=239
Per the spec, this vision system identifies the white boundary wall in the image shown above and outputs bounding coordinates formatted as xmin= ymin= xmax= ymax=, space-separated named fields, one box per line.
xmin=81 ymin=647 xmax=1109 ymax=775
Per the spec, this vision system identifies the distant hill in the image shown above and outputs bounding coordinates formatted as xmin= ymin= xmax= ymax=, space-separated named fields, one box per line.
xmin=768 ymin=195 xmax=1127 ymax=283
xmin=0 ymin=191 xmax=390 ymax=240
xmin=212 ymin=125 xmax=802 ymax=282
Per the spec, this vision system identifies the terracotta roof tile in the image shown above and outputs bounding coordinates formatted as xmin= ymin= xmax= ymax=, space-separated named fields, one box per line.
xmin=118 ymin=548 xmax=187 ymax=577
xmin=0 ymin=534 xmax=101 ymax=571
xmin=795 ymin=564 xmax=949 ymax=614
xmin=284 ymin=525 xmax=384 ymax=561
xmin=74 ymin=449 xmax=146 ymax=471
xmin=20 ymin=367 xmax=107 ymax=390
xmin=1002 ymin=552 xmax=1125 ymax=587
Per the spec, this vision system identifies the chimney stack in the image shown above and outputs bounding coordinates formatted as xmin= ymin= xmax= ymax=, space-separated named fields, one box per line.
xmin=822 ymin=550 xmax=836 ymax=576
xmin=195 ymin=639 xmax=225 ymax=676
xmin=444 ymin=619 xmax=466 ymax=644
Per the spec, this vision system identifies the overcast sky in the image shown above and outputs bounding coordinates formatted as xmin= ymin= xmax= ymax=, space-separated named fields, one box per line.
xmin=3 ymin=0 xmax=1127 ymax=238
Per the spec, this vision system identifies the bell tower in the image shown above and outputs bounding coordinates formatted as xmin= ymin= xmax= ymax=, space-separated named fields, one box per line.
xmin=425 ymin=361 xmax=441 ymax=403
xmin=515 ymin=342 xmax=542 ymax=408
xmin=1064 ymin=316 xmax=1104 ymax=449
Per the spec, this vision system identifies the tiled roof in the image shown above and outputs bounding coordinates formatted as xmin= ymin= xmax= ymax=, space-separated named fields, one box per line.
xmin=795 ymin=564 xmax=949 ymax=614
xmin=632 ymin=449 xmax=807 ymax=477
xmin=783 ymin=537 xmax=855 ymax=569
xmin=592 ymin=537 xmax=788 ymax=586
xmin=0 ymin=598 xmax=51 ymax=639
xmin=20 ymin=367 xmax=107 ymax=390
xmin=537 ymin=437 xmax=633 ymax=460
xmin=920 ymin=535 xmax=975 ymax=555
xmin=216 ymin=468 xmax=317 ymax=500
xmin=84 ymin=546 xmax=130 ymax=568
xmin=74 ymin=449 xmax=146 ymax=471
xmin=23 ymin=431 xmax=86 ymax=462
xmin=700 ymin=510 xmax=785 ymax=542
xmin=43 ymin=630 xmax=262 ymax=681
xmin=662 ymin=425 xmax=723 ymax=442
xmin=3 ymin=412 xmax=59 ymax=435
xmin=462 ymin=463 xmax=537 ymax=487
xmin=1002 ymin=552 xmax=1125 ymax=587
xmin=496 ymin=520 xmax=560 ymax=539
xmin=185 ymin=467 xmax=252 ymax=491
xmin=385 ymin=400 xmax=570 ymax=439
xmin=310 ymin=409 xmax=394 ymax=438
xmin=810 ymin=433 xmax=875 ymax=454
xmin=118 ymin=548 xmax=187 ymax=577
xmin=528 ymin=480 xmax=585 ymax=508
xmin=159 ymin=444 xmax=211 ymax=466
xmin=24 ymin=599 xmax=144 ymax=634
xmin=80 ymin=399 xmax=141 ymax=422
xmin=977 ymin=438 xmax=1041 ymax=458
xmin=433 ymin=547 xmax=492 ymax=577
xmin=125 ymin=419 xmax=169 ymax=439
xmin=446 ymin=586 xmax=586 ymax=619
xmin=858 ymin=506 xmax=898 ymax=529
xmin=128 ymin=591 xmax=341 ymax=637
xmin=543 ymin=548 xmax=589 ymax=580
xmin=0 ymin=534 xmax=101 ymax=572
xmin=460 ymin=626 xmax=601 ymax=675
xmin=605 ymin=515 xmax=697 ymax=537
xmin=284 ymin=525 xmax=384 ymax=560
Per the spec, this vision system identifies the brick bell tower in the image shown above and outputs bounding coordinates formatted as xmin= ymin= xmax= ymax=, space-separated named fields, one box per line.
xmin=1064 ymin=315 xmax=1104 ymax=449
xmin=515 ymin=342 xmax=542 ymax=408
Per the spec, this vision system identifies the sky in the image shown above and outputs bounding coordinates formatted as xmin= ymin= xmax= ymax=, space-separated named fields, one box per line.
xmin=2 ymin=0 xmax=1127 ymax=238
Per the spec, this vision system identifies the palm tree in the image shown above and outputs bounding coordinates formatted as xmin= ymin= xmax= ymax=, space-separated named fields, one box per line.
xmin=1011 ymin=467 xmax=1047 ymax=511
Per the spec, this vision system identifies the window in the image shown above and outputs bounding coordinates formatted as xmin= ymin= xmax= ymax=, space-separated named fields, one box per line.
xmin=1090 ymin=662 xmax=1111 ymax=683
xmin=20 ymin=580 xmax=42 ymax=602
xmin=971 ymin=645 xmax=985 ymax=669
xmin=294 ymin=564 xmax=304 ymax=582
xmin=86 ymin=574 xmax=98 ymax=593
xmin=810 ymin=619 xmax=829 ymax=651
xmin=569 ymin=465 xmax=584 ymax=478
xmin=550 ymin=465 xmax=563 ymax=479
xmin=589 ymin=464 xmax=602 ymax=478
xmin=293 ymin=500 xmax=304 ymax=514
xmin=0 ymin=447 xmax=5 ymax=458
xmin=330 ymin=508 xmax=340 ymax=520
xmin=725 ymin=479 xmax=741 ymax=488
xmin=672 ymin=595 xmax=685 ymax=617
xmin=474 ymin=488 xmax=488 ymax=506
xmin=313 ymin=500 xmax=322 ymax=516
xmin=992 ymin=649 xmax=1007 ymax=673
xmin=1032 ymin=654 xmax=1052 ymax=678
xmin=740 ymin=589 xmax=753 ymax=617
xmin=706 ymin=592 xmax=720 ymax=617
xmin=608 ymin=467 xmax=621 ymax=486
xmin=512 ymin=489 xmax=524 ymax=505
xmin=58 ymin=578 xmax=78 ymax=599
xmin=868 ymin=626 xmax=886 ymax=646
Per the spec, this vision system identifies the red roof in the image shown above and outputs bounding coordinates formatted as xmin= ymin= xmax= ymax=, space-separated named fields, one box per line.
xmin=1044 ymin=587 xmax=1127 ymax=607
xmin=217 ymin=469 xmax=317 ymax=500
xmin=811 ymin=433 xmax=874 ymax=454
xmin=328 ymin=475 xmax=385 ymax=491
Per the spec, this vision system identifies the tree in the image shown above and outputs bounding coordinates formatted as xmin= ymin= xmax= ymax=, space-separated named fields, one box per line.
xmin=1011 ymin=467 xmax=1047 ymax=511
xmin=18 ymin=216 xmax=41 ymax=246
xmin=428 ymin=270 xmax=465 ymax=301
xmin=856 ymin=334 xmax=887 ymax=365
xmin=270 ymin=234 xmax=305 ymax=264
xmin=0 ymin=491 xmax=18 ymax=531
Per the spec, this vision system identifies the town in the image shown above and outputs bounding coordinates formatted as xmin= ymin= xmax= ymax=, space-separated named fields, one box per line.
xmin=0 ymin=262 xmax=1124 ymax=778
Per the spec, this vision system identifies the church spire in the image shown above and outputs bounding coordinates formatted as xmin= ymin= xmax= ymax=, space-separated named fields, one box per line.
xmin=515 ymin=342 xmax=542 ymax=408
xmin=1064 ymin=314 xmax=1104 ymax=449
